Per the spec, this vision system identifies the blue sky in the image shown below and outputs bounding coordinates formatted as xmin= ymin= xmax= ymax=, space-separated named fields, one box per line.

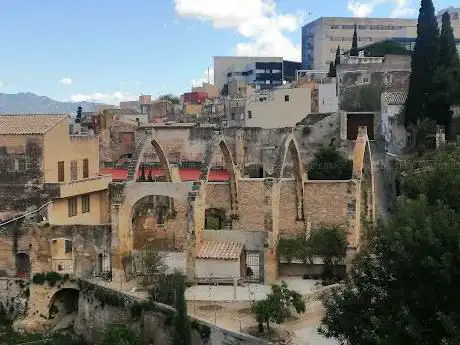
xmin=0 ymin=0 xmax=456 ymax=104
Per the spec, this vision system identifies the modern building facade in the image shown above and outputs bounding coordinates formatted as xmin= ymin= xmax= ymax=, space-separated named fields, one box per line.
xmin=302 ymin=17 xmax=417 ymax=70
xmin=302 ymin=8 xmax=460 ymax=71
xmin=214 ymin=56 xmax=301 ymax=92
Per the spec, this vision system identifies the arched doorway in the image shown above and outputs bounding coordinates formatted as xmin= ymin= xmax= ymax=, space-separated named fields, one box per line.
xmin=48 ymin=288 xmax=79 ymax=319
xmin=15 ymin=253 xmax=30 ymax=278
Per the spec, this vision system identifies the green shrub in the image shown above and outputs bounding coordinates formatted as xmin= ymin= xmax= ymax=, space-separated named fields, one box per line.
xmin=45 ymin=272 xmax=63 ymax=286
xmin=32 ymin=273 xmax=46 ymax=285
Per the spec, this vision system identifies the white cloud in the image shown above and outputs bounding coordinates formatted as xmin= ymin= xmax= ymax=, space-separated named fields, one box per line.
xmin=70 ymin=91 xmax=134 ymax=104
xmin=59 ymin=77 xmax=72 ymax=85
xmin=347 ymin=0 xmax=415 ymax=18
xmin=191 ymin=67 xmax=214 ymax=87
xmin=174 ymin=0 xmax=305 ymax=61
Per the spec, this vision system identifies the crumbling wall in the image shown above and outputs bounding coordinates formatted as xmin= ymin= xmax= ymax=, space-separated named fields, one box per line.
xmin=0 ymin=138 xmax=46 ymax=212
xmin=26 ymin=224 xmax=111 ymax=278
xmin=0 ymin=278 xmax=29 ymax=320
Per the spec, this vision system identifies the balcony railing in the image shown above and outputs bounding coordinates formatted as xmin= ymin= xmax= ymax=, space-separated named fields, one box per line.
xmin=52 ymin=259 xmax=73 ymax=273
xmin=45 ymin=174 xmax=112 ymax=198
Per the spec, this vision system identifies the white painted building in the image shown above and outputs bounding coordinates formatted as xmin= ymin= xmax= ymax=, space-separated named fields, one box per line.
xmin=318 ymin=84 xmax=338 ymax=113
xmin=380 ymin=91 xmax=408 ymax=154
xmin=195 ymin=241 xmax=245 ymax=280
xmin=227 ymin=87 xmax=312 ymax=128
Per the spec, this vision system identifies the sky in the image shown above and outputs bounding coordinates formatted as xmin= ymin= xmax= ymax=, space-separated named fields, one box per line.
xmin=0 ymin=0 xmax=457 ymax=104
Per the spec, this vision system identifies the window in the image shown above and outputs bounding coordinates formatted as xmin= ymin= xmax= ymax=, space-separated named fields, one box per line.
xmin=284 ymin=95 xmax=290 ymax=102
xmin=58 ymin=161 xmax=65 ymax=182
xmin=68 ymin=198 xmax=77 ymax=217
xmin=64 ymin=240 xmax=73 ymax=254
xmin=70 ymin=160 xmax=78 ymax=180
xmin=272 ymin=69 xmax=281 ymax=73
xmin=17 ymin=158 xmax=26 ymax=171
xmin=265 ymin=80 xmax=270 ymax=84
xmin=248 ymin=111 xmax=252 ymax=119
xmin=83 ymin=159 xmax=89 ymax=178
xmin=82 ymin=195 xmax=90 ymax=213
xmin=385 ymin=75 xmax=392 ymax=83
xmin=231 ymin=112 xmax=235 ymax=120
xmin=362 ymin=76 xmax=370 ymax=83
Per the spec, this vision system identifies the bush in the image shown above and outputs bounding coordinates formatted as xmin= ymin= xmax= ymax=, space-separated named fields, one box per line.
xmin=32 ymin=273 xmax=46 ymax=285
xmin=45 ymin=272 xmax=63 ymax=286
xmin=102 ymin=324 xmax=141 ymax=345
xmin=308 ymin=147 xmax=353 ymax=180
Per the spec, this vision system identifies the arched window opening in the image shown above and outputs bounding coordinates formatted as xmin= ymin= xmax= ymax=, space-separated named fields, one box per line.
xmin=205 ymin=208 xmax=227 ymax=230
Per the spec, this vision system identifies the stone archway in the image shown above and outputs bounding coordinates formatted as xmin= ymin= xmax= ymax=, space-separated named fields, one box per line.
xmin=129 ymin=136 xmax=173 ymax=182
xmin=15 ymin=252 xmax=30 ymax=278
xmin=115 ymin=183 xmax=193 ymax=258
xmin=352 ymin=126 xmax=376 ymax=247
xmin=273 ymin=133 xmax=305 ymax=220
xmin=199 ymin=135 xmax=239 ymax=214
xmin=48 ymin=288 xmax=79 ymax=319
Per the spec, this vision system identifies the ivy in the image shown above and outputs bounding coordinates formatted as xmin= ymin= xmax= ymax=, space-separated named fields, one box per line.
xmin=31 ymin=272 xmax=66 ymax=286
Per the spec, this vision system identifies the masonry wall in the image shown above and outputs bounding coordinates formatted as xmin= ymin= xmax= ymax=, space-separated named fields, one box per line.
xmin=278 ymin=180 xmax=304 ymax=237
xmin=0 ymin=278 xmax=29 ymax=320
xmin=205 ymin=183 xmax=232 ymax=212
xmin=235 ymin=179 xmax=265 ymax=231
xmin=27 ymin=224 xmax=111 ymax=277
xmin=303 ymin=180 xmax=352 ymax=231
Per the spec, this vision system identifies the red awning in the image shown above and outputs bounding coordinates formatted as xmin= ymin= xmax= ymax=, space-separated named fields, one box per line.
xmin=101 ymin=167 xmax=229 ymax=182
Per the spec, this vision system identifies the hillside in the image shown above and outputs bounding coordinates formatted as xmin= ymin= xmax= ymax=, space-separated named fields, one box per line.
xmin=0 ymin=92 xmax=101 ymax=114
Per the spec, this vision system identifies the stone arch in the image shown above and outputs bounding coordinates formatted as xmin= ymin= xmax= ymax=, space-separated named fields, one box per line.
xmin=48 ymin=288 xmax=79 ymax=319
xmin=200 ymin=135 xmax=239 ymax=213
xmin=352 ymin=126 xmax=375 ymax=222
xmin=116 ymin=183 xmax=192 ymax=256
xmin=130 ymin=136 xmax=173 ymax=182
xmin=274 ymin=133 xmax=305 ymax=220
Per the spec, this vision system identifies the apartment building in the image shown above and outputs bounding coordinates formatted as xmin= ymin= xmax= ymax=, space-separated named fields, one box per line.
xmin=302 ymin=17 xmax=417 ymax=70
xmin=0 ymin=114 xmax=111 ymax=226
xmin=226 ymin=86 xmax=312 ymax=128
xmin=303 ymin=8 xmax=460 ymax=71
xmin=214 ymin=56 xmax=301 ymax=92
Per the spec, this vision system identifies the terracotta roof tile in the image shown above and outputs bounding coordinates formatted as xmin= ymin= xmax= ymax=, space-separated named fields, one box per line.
xmin=196 ymin=241 xmax=243 ymax=260
xmin=382 ymin=91 xmax=407 ymax=105
xmin=0 ymin=114 xmax=68 ymax=135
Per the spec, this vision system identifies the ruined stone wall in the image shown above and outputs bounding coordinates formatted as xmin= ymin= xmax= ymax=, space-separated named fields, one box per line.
xmin=0 ymin=278 xmax=29 ymax=320
xmin=74 ymin=280 xmax=270 ymax=345
xmin=0 ymin=136 xmax=45 ymax=212
xmin=234 ymin=179 xmax=265 ymax=231
xmin=303 ymin=180 xmax=353 ymax=232
xmin=26 ymin=224 xmax=111 ymax=278
xmin=205 ymin=183 xmax=231 ymax=212
xmin=278 ymin=180 xmax=305 ymax=237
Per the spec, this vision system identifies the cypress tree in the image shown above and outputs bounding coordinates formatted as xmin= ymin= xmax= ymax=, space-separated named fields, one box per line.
xmin=328 ymin=62 xmax=335 ymax=77
xmin=431 ymin=11 xmax=460 ymax=138
xmin=404 ymin=0 xmax=440 ymax=127
xmin=172 ymin=278 xmax=191 ymax=345
xmin=439 ymin=12 xmax=459 ymax=68
xmin=335 ymin=46 xmax=341 ymax=66
xmin=350 ymin=24 xmax=358 ymax=56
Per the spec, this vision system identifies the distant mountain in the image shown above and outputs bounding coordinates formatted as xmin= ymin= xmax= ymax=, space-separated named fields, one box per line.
xmin=0 ymin=92 xmax=102 ymax=114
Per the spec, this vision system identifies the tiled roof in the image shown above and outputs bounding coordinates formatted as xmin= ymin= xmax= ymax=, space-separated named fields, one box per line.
xmin=0 ymin=114 xmax=68 ymax=135
xmin=196 ymin=241 xmax=244 ymax=260
xmin=382 ymin=91 xmax=407 ymax=105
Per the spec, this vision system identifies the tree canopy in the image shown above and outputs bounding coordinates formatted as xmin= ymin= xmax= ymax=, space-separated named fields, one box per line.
xmin=320 ymin=147 xmax=460 ymax=344
xmin=308 ymin=147 xmax=353 ymax=180
xmin=363 ymin=40 xmax=410 ymax=57
xmin=158 ymin=94 xmax=180 ymax=105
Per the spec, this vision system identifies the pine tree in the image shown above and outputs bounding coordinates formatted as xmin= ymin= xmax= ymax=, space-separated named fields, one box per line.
xmin=350 ymin=24 xmax=358 ymax=56
xmin=334 ymin=46 xmax=341 ymax=67
xmin=431 ymin=11 xmax=460 ymax=138
xmin=172 ymin=278 xmax=191 ymax=345
xmin=404 ymin=0 xmax=440 ymax=128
